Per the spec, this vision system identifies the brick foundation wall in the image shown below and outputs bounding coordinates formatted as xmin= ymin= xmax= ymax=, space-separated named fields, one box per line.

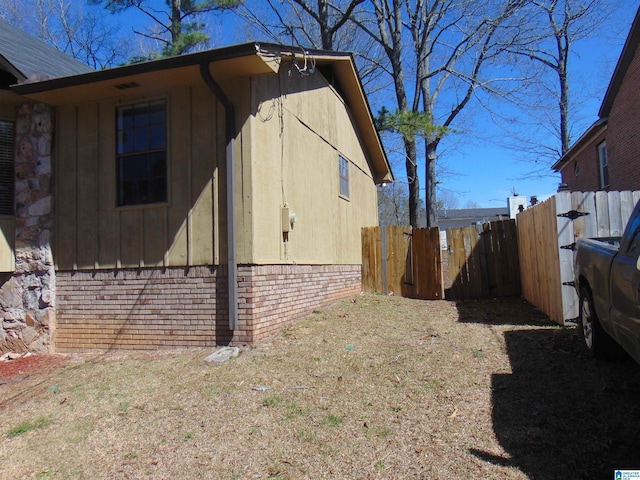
xmin=54 ymin=264 xmax=361 ymax=352
xmin=55 ymin=266 xmax=229 ymax=352
xmin=237 ymin=264 xmax=362 ymax=343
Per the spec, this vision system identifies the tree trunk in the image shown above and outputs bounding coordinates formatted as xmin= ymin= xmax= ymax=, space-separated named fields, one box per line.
xmin=404 ymin=137 xmax=419 ymax=227
xmin=171 ymin=0 xmax=182 ymax=45
xmin=425 ymin=140 xmax=437 ymax=227
xmin=318 ymin=0 xmax=332 ymax=49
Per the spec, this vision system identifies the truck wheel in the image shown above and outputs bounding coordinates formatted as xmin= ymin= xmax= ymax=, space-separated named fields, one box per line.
xmin=578 ymin=286 xmax=621 ymax=359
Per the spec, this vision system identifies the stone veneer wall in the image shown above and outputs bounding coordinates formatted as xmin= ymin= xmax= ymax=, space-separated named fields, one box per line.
xmin=0 ymin=103 xmax=55 ymax=354
xmin=53 ymin=264 xmax=361 ymax=352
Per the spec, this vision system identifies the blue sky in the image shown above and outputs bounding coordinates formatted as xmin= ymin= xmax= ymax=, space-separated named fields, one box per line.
xmin=104 ymin=2 xmax=640 ymax=209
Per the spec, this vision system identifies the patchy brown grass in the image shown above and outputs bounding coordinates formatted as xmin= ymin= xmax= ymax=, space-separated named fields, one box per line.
xmin=1 ymin=294 xmax=639 ymax=479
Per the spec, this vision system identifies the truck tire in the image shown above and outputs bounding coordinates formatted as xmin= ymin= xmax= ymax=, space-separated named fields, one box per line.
xmin=578 ymin=286 xmax=621 ymax=359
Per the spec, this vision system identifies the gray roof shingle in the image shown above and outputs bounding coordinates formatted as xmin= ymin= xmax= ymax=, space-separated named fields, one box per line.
xmin=0 ymin=18 xmax=93 ymax=82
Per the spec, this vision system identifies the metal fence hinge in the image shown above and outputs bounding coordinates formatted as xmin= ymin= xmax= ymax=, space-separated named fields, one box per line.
xmin=563 ymin=281 xmax=575 ymax=287
xmin=560 ymin=243 xmax=576 ymax=251
xmin=558 ymin=210 xmax=589 ymax=220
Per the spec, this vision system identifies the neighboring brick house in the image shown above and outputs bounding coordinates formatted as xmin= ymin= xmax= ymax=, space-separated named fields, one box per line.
xmin=1 ymin=32 xmax=393 ymax=353
xmin=552 ymin=7 xmax=640 ymax=191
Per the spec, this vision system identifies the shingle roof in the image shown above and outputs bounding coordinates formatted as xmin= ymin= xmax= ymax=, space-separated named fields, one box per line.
xmin=0 ymin=17 xmax=93 ymax=82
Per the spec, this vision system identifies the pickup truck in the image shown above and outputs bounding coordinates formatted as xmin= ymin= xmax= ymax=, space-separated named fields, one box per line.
xmin=574 ymin=199 xmax=640 ymax=363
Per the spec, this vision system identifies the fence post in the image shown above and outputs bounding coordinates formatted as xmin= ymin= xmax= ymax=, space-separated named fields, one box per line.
xmin=556 ymin=192 xmax=578 ymax=322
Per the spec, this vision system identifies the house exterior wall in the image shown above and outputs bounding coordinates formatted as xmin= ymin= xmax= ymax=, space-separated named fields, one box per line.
xmin=53 ymin=85 xmax=226 ymax=271
xmin=53 ymin=263 xmax=360 ymax=351
xmin=237 ymin=264 xmax=361 ymax=342
xmin=559 ymin=129 xmax=607 ymax=192
xmin=245 ymin=66 xmax=378 ymax=266
xmin=607 ymin=44 xmax=640 ymax=190
xmin=3 ymin=58 xmax=383 ymax=353
xmin=54 ymin=266 xmax=228 ymax=352
xmin=0 ymin=103 xmax=55 ymax=353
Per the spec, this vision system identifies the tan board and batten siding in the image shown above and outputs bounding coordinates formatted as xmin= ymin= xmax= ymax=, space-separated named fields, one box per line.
xmin=247 ymin=67 xmax=378 ymax=265
xmin=53 ymin=63 xmax=378 ymax=270
xmin=54 ymin=85 xmax=226 ymax=270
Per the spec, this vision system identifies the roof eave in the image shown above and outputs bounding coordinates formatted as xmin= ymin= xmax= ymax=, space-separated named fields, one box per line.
xmin=599 ymin=7 xmax=640 ymax=118
xmin=11 ymin=41 xmax=393 ymax=184
xmin=552 ymin=118 xmax=608 ymax=171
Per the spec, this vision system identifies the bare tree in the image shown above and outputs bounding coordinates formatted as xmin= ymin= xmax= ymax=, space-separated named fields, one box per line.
xmin=239 ymin=1 xmax=527 ymax=228
xmin=357 ymin=0 xmax=527 ymax=227
xmin=1 ymin=0 xmax=128 ymax=68
xmin=505 ymin=0 xmax=608 ymax=159
xmin=438 ymin=189 xmax=460 ymax=210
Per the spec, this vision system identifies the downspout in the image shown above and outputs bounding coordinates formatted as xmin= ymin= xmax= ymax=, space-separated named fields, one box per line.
xmin=200 ymin=62 xmax=238 ymax=332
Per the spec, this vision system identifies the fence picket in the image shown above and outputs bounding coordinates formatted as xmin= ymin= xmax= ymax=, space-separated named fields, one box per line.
xmin=361 ymin=226 xmax=442 ymax=299
xmin=518 ymin=190 xmax=640 ymax=325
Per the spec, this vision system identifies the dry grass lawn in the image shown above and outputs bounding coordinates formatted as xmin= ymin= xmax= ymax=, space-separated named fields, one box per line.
xmin=1 ymin=294 xmax=639 ymax=479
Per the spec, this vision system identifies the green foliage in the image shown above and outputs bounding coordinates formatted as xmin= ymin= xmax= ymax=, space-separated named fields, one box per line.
xmin=7 ymin=416 xmax=51 ymax=438
xmin=92 ymin=0 xmax=241 ymax=59
xmin=375 ymin=107 xmax=448 ymax=141
xmin=322 ymin=413 xmax=343 ymax=427
xmin=262 ymin=395 xmax=285 ymax=407
xmin=165 ymin=29 xmax=210 ymax=57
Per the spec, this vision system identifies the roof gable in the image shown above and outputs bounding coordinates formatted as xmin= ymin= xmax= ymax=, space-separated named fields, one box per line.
xmin=12 ymin=42 xmax=392 ymax=184
xmin=0 ymin=18 xmax=92 ymax=82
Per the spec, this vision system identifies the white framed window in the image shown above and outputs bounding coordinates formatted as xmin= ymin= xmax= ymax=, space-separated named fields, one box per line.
xmin=0 ymin=120 xmax=15 ymax=216
xmin=116 ymin=100 xmax=167 ymax=207
xmin=339 ymin=154 xmax=349 ymax=198
xmin=598 ymin=141 xmax=609 ymax=189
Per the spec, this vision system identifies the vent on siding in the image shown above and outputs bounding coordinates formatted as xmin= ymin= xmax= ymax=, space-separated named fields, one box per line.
xmin=113 ymin=81 xmax=140 ymax=90
xmin=0 ymin=120 xmax=15 ymax=216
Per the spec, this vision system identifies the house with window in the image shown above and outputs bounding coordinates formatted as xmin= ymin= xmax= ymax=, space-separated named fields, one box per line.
xmin=552 ymin=7 xmax=640 ymax=191
xmin=0 ymin=19 xmax=93 ymax=352
xmin=1 ymin=34 xmax=393 ymax=353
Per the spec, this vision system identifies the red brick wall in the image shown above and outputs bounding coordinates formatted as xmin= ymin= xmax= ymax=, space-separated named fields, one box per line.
xmin=54 ymin=264 xmax=361 ymax=352
xmin=560 ymin=130 xmax=607 ymax=192
xmin=236 ymin=265 xmax=361 ymax=343
xmin=608 ymin=46 xmax=640 ymax=190
xmin=55 ymin=266 xmax=228 ymax=352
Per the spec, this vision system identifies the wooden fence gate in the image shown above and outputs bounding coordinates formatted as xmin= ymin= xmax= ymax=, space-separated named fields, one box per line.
xmin=362 ymin=226 xmax=443 ymax=300
xmin=445 ymin=219 xmax=521 ymax=300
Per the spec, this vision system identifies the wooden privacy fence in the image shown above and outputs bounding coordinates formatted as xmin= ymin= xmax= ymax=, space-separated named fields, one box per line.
xmin=517 ymin=190 xmax=640 ymax=325
xmin=446 ymin=219 xmax=521 ymax=300
xmin=362 ymin=226 xmax=443 ymax=300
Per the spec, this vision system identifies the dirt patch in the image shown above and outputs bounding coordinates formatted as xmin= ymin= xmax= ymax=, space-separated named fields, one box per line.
xmin=0 ymin=295 xmax=638 ymax=479
xmin=0 ymin=354 xmax=68 ymax=382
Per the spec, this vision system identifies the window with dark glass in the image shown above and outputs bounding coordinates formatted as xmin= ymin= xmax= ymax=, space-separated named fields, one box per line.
xmin=0 ymin=120 xmax=15 ymax=216
xmin=339 ymin=155 xmax=349 ymax=198
xmin=117 ymin=100 xmax=167 ymax=206
xmin=598 ymin=141 xmax=609 ymax=189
